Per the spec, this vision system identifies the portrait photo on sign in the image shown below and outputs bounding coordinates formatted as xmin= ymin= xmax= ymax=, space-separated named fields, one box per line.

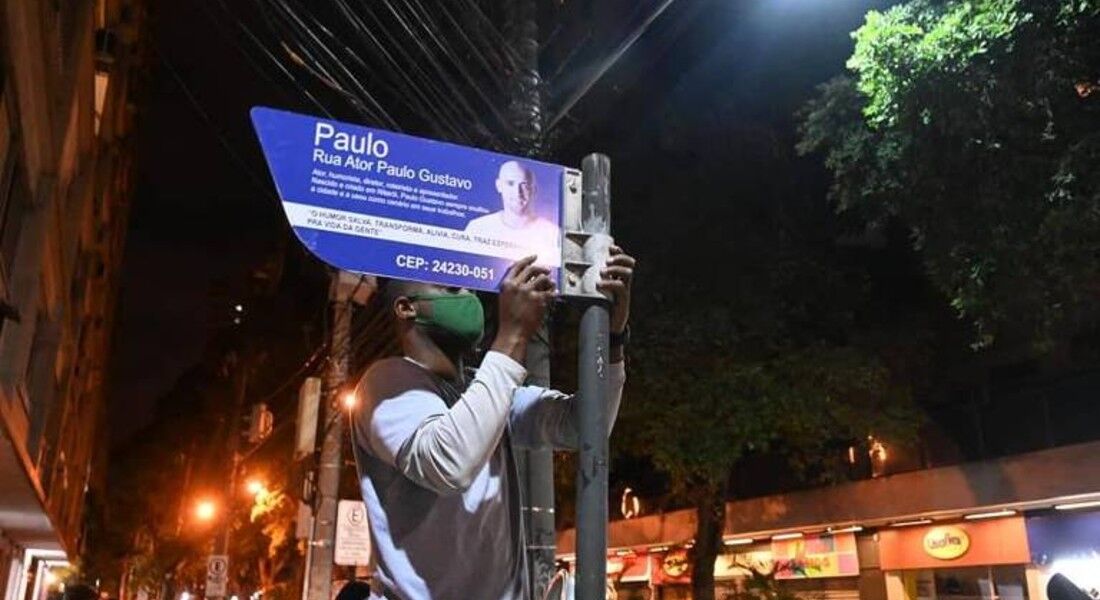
xmin=464 ymin=159 xmax=561 ymax=266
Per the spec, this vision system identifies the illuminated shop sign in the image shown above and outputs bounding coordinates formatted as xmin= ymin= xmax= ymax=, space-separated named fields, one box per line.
xmin=922 ymin=526 xmax=971 ymax=560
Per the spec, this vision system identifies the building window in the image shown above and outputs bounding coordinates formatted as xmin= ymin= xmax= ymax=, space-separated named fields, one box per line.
xmin=911 ymin=566 xmax=1029 ymax=600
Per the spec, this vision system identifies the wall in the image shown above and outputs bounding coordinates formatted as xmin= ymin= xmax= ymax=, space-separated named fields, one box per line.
xmin=558 ymin=440 xmax=1100 ymax=554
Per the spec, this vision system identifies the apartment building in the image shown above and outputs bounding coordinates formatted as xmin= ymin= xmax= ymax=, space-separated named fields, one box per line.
xmin=0 ymin=0 xmax=145 ymax=598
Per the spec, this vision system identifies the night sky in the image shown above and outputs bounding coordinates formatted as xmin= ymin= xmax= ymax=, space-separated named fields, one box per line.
xmin=107 ymin=0 xmax=895 ymax=445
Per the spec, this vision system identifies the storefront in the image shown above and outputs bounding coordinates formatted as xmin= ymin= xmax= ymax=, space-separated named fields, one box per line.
xmin=650 ymin=548 xmax=690 ymax=599
xmin=636 ymin=532 xmax=862 ymax=599
xmin=720 ymin=533 xmax=861 ymax=600
xmin=1026 ymin=510 xmax=1100 ymax=600
xmin=879 ymin=518 xmax=1031 ymax=600
xmin=608 ymin=551 xmax=656 ymax=599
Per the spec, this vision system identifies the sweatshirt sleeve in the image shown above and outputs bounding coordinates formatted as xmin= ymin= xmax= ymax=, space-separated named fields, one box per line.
xmin=360 ymin=352 xmax=527 ymax=495
xmin=508 ymin=361 xmax=626 ymax=450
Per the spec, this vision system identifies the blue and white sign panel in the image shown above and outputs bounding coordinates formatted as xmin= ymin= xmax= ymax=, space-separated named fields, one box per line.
xmin=251 ymin=107 xmax=567 ymax=291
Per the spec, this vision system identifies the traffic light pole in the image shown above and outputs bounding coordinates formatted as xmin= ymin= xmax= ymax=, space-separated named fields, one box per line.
xmin=305 ymin=272 xmax=352 ymax=600
xmin=574 ymin=153 xmax=612 ymax=599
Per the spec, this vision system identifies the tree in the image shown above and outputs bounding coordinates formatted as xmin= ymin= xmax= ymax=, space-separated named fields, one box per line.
xmin=798 ymin=0 xmax=1100 ymax=350
xmin=231 ymin=485 xmax=302 ymax=600
xmin=622 ymin=329 xmax=916 ymax=600
xmin=605 ymin=95 xmax=920 ymax=599
xmin=84 ymin=362 xmax=232 ymax=599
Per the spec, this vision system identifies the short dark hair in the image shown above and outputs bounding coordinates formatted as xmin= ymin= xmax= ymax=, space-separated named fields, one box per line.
xmin=378 ymin=277 xmax=431 ymax=313
xmin=335 ymin=580 xmax=372 ymax=600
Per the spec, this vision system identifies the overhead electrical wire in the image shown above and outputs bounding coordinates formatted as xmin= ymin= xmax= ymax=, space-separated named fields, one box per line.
xmin=453 ymin=0 xmax=520 ymax=69
xmin=155 ymin=46 xmax=278 ymax=205
xmin=332 ymin=11 xmax=458 ymax=141
xmin=377 ymin=0 xmax=500 ymax=136
xmin=545 ymin=0 xmax=679 ymax=134
xmin=210 ymin=0 xmax=333 ymax=118
xmin=336 ymin=0 xmax=471 ymax=141
xmin=219 ymin=0 xmax=682 ymax=151
xmin=273 ymin=0 xmax=401 ymax=128
xmin=427 ymin=0 xmax=508 ymax=92
xmin=253 ymin=339 xmax=330 ymax=407
xmin=257 ymin=0 xmax=388 ymax=125
xmin=400 ymin=0 xmax=511 ymax=114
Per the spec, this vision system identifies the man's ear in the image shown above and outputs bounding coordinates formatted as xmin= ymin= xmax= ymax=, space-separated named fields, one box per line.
xmin=394 ymin=297 xmax=418 ymax=322
xmin=495 ymin=178 xmax=505 ymax=195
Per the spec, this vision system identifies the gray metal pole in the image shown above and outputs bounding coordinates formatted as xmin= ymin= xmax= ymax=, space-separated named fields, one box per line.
xmin=521 ymin=325 xmax=557 ymax=595
xmin=575 ymin=154 xmax=611 ymax=598
xmin=306 ymin=274 xmax=352 ymax=600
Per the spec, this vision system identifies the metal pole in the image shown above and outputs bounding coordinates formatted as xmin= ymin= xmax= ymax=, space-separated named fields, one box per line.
xmin=575 ymin=153 xmax=611 ymax=598
xmin=504 ymin=0 xmax=556 ymax=594
xmin=299 ymin=512 xmax=314 ymax=600
xmin=211 ymin=352 xmax=249 ymax=598
xmin=306 ymin=273 xmax=352 ymax=600
xmin=522 ymin=325 xmax=557 ymax=595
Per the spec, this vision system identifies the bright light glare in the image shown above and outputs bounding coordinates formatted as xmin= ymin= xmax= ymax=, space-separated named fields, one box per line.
xmin=1055 ymin=500 xmax=1100 ymax=511
xmin=234 ymin=304 xmax=244 ymax=312
xmin=964 ymin=509 xmax=1016 ymax=520
xmin=246 ymin=480 xmax=266 ymax=496
xmin=1048 ymin=557 xmax=1100 ymax=591
xmin=892 ymin=518 xmax=933 ymax=527
xmin=195 ymin=500 xmax=217 ymax=521
xmin=723 ymin=537 xmax=754 ymax=546
xmin=342 ymin=392 xmax=358 ymax=410
xmin=180 ymin=593 xmax=192 ymax=600
xmin=772 ymin=532 xmax=803 ymax=541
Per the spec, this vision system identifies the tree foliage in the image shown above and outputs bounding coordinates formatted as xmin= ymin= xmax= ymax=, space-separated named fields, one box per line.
xmin=799 ymin=0 xmax=1100 ymax=349
xmin=620 ymin=298 xmax=917 ymax=600
xmin=625 ymin=342 xmax=914 ymax=496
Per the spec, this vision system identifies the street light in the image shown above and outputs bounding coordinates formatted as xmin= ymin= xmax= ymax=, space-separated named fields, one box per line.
xmin=246 ymin=479 xmax=267 ymax=497
xmin=195 ymin=499 xmax=218 ymax=522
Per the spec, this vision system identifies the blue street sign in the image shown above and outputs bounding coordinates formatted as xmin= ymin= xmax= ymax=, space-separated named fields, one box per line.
xmin=251 ymin=107 xmax=572 ymax=292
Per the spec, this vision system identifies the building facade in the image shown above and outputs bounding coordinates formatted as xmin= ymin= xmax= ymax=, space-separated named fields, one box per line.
xmin=0 ymin=0 xmax=145 ymax=598
xmin=558 ymin=441 xmax=1100 ymax=600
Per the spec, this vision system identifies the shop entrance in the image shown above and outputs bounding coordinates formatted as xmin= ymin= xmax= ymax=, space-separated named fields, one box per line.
xmin=905 ymin=566 xmax=1029 ymax=600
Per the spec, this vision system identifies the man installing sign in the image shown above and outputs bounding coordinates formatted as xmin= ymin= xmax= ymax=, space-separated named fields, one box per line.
xmin=350 ymin=249 xmax=634 ymax=600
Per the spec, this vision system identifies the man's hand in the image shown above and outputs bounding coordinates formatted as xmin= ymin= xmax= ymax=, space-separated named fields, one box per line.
xmin=492 ymin=255 xmax=556 ymax=363
xmin=596 ymin=245 xmax=635 ymax=335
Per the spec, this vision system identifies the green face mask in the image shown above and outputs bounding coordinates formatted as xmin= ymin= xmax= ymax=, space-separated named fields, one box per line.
xmin=409 ymin=292 xmax=485 ymax=349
